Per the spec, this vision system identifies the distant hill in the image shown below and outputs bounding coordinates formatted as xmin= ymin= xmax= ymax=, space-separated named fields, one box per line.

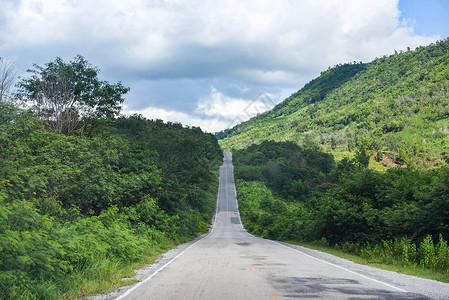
xmin=217 ymin=38 xmax=449 ymax=167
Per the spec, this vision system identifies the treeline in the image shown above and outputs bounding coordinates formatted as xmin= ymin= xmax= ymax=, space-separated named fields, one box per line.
xmin=0 ymin=57 xmax=222 ymax=299
xmin=233 ymin=140 xmax=449 ymax=273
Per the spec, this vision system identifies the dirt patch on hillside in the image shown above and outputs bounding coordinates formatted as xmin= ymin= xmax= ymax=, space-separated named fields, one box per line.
xmin=372 ymin=152 xmax=407 ymax=168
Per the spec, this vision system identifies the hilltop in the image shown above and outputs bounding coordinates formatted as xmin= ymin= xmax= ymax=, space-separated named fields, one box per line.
xmin=218 ymin=38 xmax=449 ymax=167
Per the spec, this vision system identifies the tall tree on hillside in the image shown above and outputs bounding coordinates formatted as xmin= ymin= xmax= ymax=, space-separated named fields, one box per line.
xmin=17 ymin=55 xmax=129 ymax=135
xmin=0 ymin=57 xmax=15 ymax=103
xmin=354 ymin=136 xmax=373 ymax=169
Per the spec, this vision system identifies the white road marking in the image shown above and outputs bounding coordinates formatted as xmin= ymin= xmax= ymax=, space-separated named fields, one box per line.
xmin=116 ymin=182 xmax=222 ymax=300
xmin=270 ymin=240 xmax=408 ymax=293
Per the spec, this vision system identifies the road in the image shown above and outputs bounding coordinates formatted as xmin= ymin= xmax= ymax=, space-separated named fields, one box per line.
xmin=117 ymin=152 xmax=448 ymax=299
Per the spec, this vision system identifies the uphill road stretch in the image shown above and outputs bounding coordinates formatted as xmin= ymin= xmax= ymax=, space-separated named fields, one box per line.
xmin=117 ymin=152 xmax=449 ymax=299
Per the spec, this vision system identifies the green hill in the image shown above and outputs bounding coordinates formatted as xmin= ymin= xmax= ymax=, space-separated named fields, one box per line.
xmin=218 ymin=38 xmax=449 ymax=167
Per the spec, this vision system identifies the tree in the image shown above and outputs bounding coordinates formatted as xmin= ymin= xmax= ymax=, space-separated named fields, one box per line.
xmin=17 ymin=55 xmax=129 ymax=135
xmin=354 ymin=136 xmax=372 ymax=169
xmin=0 ymin=57 xmax=15 ymax=103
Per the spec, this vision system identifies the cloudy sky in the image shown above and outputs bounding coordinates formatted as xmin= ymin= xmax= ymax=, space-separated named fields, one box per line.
xmin=1 ymin=0 xmax=448 ymax=132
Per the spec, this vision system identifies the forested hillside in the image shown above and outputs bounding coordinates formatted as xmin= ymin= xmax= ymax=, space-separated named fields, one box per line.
xmin=219 ymin=39 xmax=449 ymax=167
xmin=0 ymin=57 xmax=222 ymax=299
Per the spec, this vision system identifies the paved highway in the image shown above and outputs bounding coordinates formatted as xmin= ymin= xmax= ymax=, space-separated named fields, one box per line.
xmin=116 ymin=152 xmax=448 ymax=299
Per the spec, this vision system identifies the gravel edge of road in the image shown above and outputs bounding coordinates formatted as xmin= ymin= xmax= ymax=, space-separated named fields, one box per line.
xmin=90 ymin=229 xmax=449 ymax=300
xmin=88 ymin=231 xmax=210 ymax=300
xmin=273 ymin=240 xmax=449 ymax=300
xmin=89 ymin=193 xmax=220 ymax=300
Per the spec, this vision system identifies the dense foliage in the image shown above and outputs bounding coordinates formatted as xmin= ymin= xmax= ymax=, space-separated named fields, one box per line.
xmin=234 ymin=141 xmax=449 ymax=274
xmin=218 ymin=39 xmax=449 ymax=167
xmin=0 ymin=102 xmax=222 ymax=299
xmin=17 ymin=55 xmax=130 ymax=136
xmin=233 ymin=140 xmax=334 ymax=200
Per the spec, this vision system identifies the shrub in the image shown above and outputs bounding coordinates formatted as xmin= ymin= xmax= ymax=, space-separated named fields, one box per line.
xmin=418 ymin=236 xmax=436 ymax=269
xmin=436 ymin=234 xmax=449 ymax=271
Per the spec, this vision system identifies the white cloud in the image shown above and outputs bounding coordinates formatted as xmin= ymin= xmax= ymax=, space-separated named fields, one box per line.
xmin=3 ymin=0 xmax=436 ymax=75
xmin=0 ymin=0 xmax=441 ymax=131
xmin=124 ymin=86 xmax=279 ymax=132
xmin=123 ymin=105 xmax=229 ymax=133
xmin=197 ymin=87 xmax=277 ymax=121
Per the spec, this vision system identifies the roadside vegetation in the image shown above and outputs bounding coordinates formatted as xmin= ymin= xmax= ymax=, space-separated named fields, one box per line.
xmin=233 ymin=140 xmax=449 ymax=282
xmin=0 ymin=56 xmax=222 ymax=299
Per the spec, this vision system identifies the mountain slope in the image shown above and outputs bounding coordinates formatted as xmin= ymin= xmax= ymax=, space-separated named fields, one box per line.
xmin=218 ymin=38 xmax=449 ymax=166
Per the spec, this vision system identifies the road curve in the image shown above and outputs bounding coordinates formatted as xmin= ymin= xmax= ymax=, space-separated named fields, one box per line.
xmin=117 ymin=152 xmax=448 ymax=299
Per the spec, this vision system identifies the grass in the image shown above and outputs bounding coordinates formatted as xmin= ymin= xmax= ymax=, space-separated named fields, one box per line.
xmin=289 ymin=240 xmax=449 ymax=283
xmin=61 ymin=242 xmax=176 ymax=299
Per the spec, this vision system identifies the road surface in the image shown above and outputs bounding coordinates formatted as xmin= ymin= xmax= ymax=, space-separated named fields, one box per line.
xmin=116 ymin=152 xmax=448 ymax=299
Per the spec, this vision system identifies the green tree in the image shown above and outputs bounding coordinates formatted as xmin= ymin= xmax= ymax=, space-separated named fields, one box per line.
xmin=17 ymin=55 xmax=129 ymax=135
xmin=354 ymin=136 xmax=373 ymax=169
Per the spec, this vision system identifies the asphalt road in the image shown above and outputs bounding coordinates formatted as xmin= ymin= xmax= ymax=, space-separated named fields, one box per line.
xmin=115 ymin=152 xmax=449 ymax=300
